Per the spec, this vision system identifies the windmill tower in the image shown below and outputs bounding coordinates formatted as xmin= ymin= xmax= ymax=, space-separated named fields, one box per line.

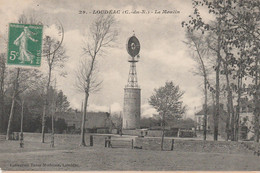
xmin=123 ymin=33 xmax=141 ymax=129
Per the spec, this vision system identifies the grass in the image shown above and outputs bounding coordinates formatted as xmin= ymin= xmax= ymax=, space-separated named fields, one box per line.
xmin=0 ymin=133 xmax=260 ymax=171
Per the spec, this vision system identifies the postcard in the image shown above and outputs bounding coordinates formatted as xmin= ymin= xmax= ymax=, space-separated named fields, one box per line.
xmin=0 ymin=0 xmax=260 ymax=171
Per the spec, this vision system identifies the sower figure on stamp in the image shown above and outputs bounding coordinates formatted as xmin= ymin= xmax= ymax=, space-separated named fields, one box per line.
xmin=14 ymin=27 xmax=38 ymax=64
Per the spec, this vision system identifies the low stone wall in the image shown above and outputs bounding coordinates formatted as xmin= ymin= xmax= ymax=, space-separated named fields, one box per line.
xmin=147 ymin=130 xmax=163 ymax=137
xmin=123 ymin=129 xmax=170 ymax=137
xmin=135 ymin=137 xmax=256 ymax=154
xmin=22 ymin=132 xmax=109 ymax=147
xmin=19 ymin=132 xmax=260 ymax=154
xmin=135 ymin=137 xmax=173 ymax=150
xmin=122 ymin=129 xmax=140 ymax=136
xmin=123 ymin=129 xmax=185 ymax=137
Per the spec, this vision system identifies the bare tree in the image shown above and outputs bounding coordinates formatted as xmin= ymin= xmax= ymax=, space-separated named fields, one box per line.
xmin=75 ymin=14 xmax=118 ymax=146
xmin=6 ymin=68 xmax=43 ymax=140
xmin=6 ymin=68 xmax=19 ymax=140
xmin=184 ymin=31 xmax=210 ymax=140
xmin=41 ymin=36 xmax=67 ymax=143
xmin=5 ymin=12 xmax=42 ymax=140
xmin=0 ymin=53 xmax=6 ymax=133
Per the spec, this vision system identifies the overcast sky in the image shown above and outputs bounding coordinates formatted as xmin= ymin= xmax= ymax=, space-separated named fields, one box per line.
xmin=0 ymin=0 xmax=209 ymax=118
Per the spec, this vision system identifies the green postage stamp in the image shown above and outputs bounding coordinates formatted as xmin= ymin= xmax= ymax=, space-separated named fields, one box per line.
xmin=7 ymin=23 xmax=43 ymax=67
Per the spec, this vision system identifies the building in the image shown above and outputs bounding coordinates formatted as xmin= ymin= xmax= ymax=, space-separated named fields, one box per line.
xmin=195 ymin=100 xmax=257 ymax=140
xmin=239 ymin=99 xmax=254 ymax=140
xmin=123 ymin=88 xmax=141 ymax=129
xmin=195 ymin=105 xmax=227 ymax=134
xmin=55 ymin=111 xmax=114 ymax=133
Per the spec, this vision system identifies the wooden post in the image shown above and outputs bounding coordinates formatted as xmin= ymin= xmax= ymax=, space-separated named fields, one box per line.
xmin=20 ymin=99 xmax=24 ymax=148
xmin=108 ymin=136 xmax=111 ymax=148
xmin=50 ymin=79 xmax=57 ymax=148
xmin=171 ymin=139 xmax=174 ymax=151
xmin=50 ymin=112 xmax=54 ymax=148
xmin=90 ymin=135 xmax=93 ymax=146
xmin=254 ymin=142 xmax=259 ymax=156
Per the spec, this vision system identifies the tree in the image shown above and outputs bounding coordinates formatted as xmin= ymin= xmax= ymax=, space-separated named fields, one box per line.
xmin=45 ymin=117 xmax=67 ymax=134
xmin=183 ymin=0 xmax=260 ymax=142
xmin=5 ymin=12 xmax=44 ymax=140
xmin=0 ymin=53 xmax=7 ymax=133
xmin=182 ymin=2 xmax=225 ymax=141
xmin=182 ymin=0 xmax=245 ymax=141
xmin=41 ymin=35 xmax=67 ymax=143
xmin=184 ymin=31 xmax=211 ymax=140
xmin=149 ymin=81 xmax=186 ymax=150
xmin=140 ymin=117 xmax=160 ymax=128
xmin=111 ymin=113 xmax=123 ymax=133
xmin=75 ymin=14 xmax=118 ymax=146
xmin=55 ymin=118 xmax=67 ymax=134
xmin=56 ymin=90 xmax=70 ymax=112
xmin=5 ymin=68 xmax=43 ymax=140
xmin=229 ymin=1 xmax=260 ymax=143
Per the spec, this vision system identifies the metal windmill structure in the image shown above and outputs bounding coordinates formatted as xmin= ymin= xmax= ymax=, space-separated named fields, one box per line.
xmin=123 ymin=32 xmax=141 ymax=129
xmin=126 ymin=32 xmax=141 ymax=88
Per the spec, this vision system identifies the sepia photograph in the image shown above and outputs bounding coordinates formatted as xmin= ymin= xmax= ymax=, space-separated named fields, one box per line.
xmin=0 ymin=0 xmax=260 ymax=171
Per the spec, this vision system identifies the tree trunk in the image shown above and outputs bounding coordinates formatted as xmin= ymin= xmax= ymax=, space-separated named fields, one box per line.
xmin=6 ymin=94 xmax=16 ymax=140
xmin=234 ymin=75 xmax=242 ymax=141
xmin=0 ymin=89 xmax=4 ymax=133
xmin=254 ymin=103 xmax=260 ymax=143
xmin=224 ymin=62 xmax=234 ymax=141
xmin=50 ymin=109 xmax=54 ymax=147
xmin=41 ymin=66 xmax=52 ymax=143
xmin=225 ymin=94 xmax=231 ymax=141
xmin=80 ymin=91 xmax=89 ymax=146
xmin=0 ymin=95 xmax=4 ymax=133
xmin=6 ymin=68 xmax=20 ymax=140
xmin=203 ymin=76 xmax=208 ymax=141
xmin=214 ymin=57 xmax=220 ymax=141
xmin=254 ymin=54 xmax=259 ymax=143
xmin=192 ymin=35 xmax=208 ymax=141
xmin=20 ymin=100 xmax=24 ymax=134
xmin=161 ymin=113 xmax=165 ymax=151
xmin=230 ymin=89 xmax=235 ymax=141
xmin=41 ymin=104 xmax=46 ymax=143
xmin=20 ymin=99 xmax=24 ymax=147
xmin=213 ymin=20 xmax=222 ymax=141
xmin=0 ymin=60 xmax=5 ymax=133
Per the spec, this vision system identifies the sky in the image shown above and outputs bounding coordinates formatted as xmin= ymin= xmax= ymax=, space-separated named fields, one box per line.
xmin=0 ymin=0 xmax=208 ymax=119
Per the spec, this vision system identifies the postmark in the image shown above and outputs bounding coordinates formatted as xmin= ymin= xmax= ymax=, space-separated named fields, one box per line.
xmin=39 ymin=19 xmax=64 ymax=57
xmin=7 ymin=23 xmax=43 ymax=67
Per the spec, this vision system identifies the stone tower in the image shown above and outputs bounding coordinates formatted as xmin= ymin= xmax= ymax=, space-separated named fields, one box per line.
xmin=123 ymin=34 xmax=141 ymax=129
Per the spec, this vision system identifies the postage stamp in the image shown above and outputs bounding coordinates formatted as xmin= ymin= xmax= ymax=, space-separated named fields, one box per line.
xmin=7 ymin=23 xmax=43 ymax=67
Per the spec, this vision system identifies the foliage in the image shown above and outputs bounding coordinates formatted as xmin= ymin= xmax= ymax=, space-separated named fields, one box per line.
xmin=149 ymin=81 xmax=186 ymax=120
xmin=55 ymin=90 xmax=70 ymax=112
xmin=149 ymin=81 xmax=186 ymax=150
xmin=140 ymin=117 xmax=161 ymax=128
xmin=182 ymin=0 xmax=260 ymax=141
xmin=1 ymin=82 xmax=70 ymax=134
xmin=46 ymin=117 xmax=67 ymax=134
xmin=110 ymin=113 xmax=122 ymax=130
